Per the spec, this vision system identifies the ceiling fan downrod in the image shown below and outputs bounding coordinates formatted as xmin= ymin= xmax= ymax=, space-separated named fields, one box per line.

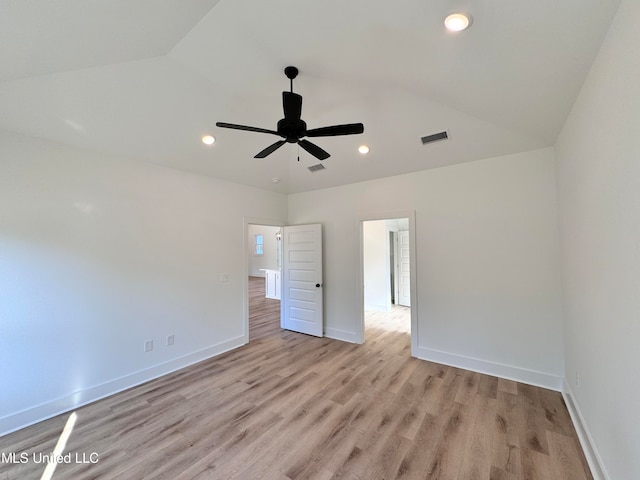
xmin=284 ymin=66 xmax=298 ymax=93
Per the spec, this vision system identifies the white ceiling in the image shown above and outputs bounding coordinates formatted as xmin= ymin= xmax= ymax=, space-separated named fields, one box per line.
xmin=0 ymin=0 xmax=621 ymax=193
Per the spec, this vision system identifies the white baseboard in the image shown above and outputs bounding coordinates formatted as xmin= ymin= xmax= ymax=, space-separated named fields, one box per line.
xmin=562 ymin=380 xmax=610 ymax=480
xmin=415 ymin=346 xmax=564 ymax=391
xmin=0 ymin=336 xmax=245 ymax=437
xmin=325 ymin=327 xmax=358 ymax=343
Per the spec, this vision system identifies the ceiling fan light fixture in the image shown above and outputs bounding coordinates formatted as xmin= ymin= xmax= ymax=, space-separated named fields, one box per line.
xmin=444 ymin=12 xmax=472 ymax=32
xmin=358 ymin=145 xmax=370 ymax=154
xmin=201 ymin=135 xmax=215 ymax=145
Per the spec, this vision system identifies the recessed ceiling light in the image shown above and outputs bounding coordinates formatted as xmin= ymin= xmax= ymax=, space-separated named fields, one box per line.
xmin=201 ymin=135 xmax=215 ymax=145
xmin=444 ymin=12 xmax=473 ymax=32
xmin=358 ymin=145 xmax=370 ymax=154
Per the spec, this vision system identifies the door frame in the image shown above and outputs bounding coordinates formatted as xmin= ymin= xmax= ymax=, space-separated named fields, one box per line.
xmin=243 ymin=216 xmax=285 ymax=345
xmin=396 ymin=229 xmax=411 ymax=307
xmin=355 ymin=210 xmax=418 ymax=356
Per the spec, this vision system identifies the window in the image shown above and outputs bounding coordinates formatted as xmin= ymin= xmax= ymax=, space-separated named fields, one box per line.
xmin=255 ymin=234 xmax=264 ymax=255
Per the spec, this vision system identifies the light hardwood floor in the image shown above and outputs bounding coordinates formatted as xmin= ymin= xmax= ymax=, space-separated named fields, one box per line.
xmin=0 ymin=276 xmax=592 ymax=479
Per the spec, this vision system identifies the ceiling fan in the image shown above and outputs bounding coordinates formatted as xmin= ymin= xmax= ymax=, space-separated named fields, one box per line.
xmin=216 ymin=66 xmax=364 ymax=161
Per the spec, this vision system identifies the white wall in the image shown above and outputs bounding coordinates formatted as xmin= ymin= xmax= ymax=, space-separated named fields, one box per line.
xmin=0 ymin=131 xmax=287 ymax=434
xmin=555 ymin=1 xmax=640 ymax=478
xmin=289 ymin=147 xmax=565 ymax=389
xmin=363 ymin=220 xmax=391 ymax=311
xmin=247 ymin=224 xmax=280 ymax=276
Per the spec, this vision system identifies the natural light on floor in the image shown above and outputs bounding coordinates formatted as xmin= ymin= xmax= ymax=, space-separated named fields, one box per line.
xmin=40 ymin=411 xmax=77 ymax=480
xmin=365 ymin=306 xmax=411 ymax=334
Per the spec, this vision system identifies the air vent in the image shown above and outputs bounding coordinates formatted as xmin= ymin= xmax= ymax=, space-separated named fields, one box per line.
xmin=308 ymin=163 xmax=326 ymax=172
xmin=421 ymin=131 xmax=449 ymax=145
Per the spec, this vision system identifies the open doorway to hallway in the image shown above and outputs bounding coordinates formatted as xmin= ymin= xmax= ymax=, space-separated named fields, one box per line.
xmin=362 ymin=218 xmax=412 ymax=349
xmin=247 ymin=224 xmax=282 ymax=341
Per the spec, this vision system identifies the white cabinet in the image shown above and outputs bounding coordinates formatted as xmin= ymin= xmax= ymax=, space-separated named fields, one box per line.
xmin=261 ymin=269 xmax=281 ymax=300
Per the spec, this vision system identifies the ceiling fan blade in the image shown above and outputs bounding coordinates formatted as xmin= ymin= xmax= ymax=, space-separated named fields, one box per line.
xmin=298 ymin=139 xmax=330 ymax=160
xmin=306 ymin=123 xmax=364 ymax=137
xmin=255 ymin=140 xmax=286 ymax=158
xmin=283 ymin=92 xmax=302 ymax=120
xmin=216 ymin=122 xmax=278 ymax=135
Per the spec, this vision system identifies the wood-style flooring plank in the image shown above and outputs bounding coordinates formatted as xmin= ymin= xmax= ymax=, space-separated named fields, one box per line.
xmin=0 ymin=276 xmax=594 ymax=480
xmin=492 ymin=390 xmax=524 ymax=477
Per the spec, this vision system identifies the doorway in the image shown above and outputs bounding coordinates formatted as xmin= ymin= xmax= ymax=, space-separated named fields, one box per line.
xmin=244 ymin=220 xmax=325 ymax=343
xmin=246 ymin=222 xmax=282 ymax=342
xmin=357 ymin=212 xmax=417 ymax=356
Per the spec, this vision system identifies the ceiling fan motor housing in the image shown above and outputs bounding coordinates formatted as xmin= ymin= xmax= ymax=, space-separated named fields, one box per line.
xmin=278 ymin=118 xmax=307 ymax=142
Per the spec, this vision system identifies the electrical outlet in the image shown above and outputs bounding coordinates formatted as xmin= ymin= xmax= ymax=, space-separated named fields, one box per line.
xmin=144 ymin=340 xmax=153 ymax=352
xmin=167 ymin=334 xmax=175 ymax=346
xmin=220 ymin=273 xmax=229 ymax=283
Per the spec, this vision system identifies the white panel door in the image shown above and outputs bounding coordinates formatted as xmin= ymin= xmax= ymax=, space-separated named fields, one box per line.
xmin=281 ymin=224 xmax=323 ymax=337
xmin=398 ymin=230 xmax=411 ymax=307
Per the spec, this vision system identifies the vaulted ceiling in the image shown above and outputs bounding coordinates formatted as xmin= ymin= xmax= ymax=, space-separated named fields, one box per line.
xmin=0 ymin=0 xmax=620 ymax=193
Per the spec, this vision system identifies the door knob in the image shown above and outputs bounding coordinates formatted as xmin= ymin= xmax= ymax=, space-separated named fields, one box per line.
xmin=316 ymin=283 xmax=321 ymax=288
